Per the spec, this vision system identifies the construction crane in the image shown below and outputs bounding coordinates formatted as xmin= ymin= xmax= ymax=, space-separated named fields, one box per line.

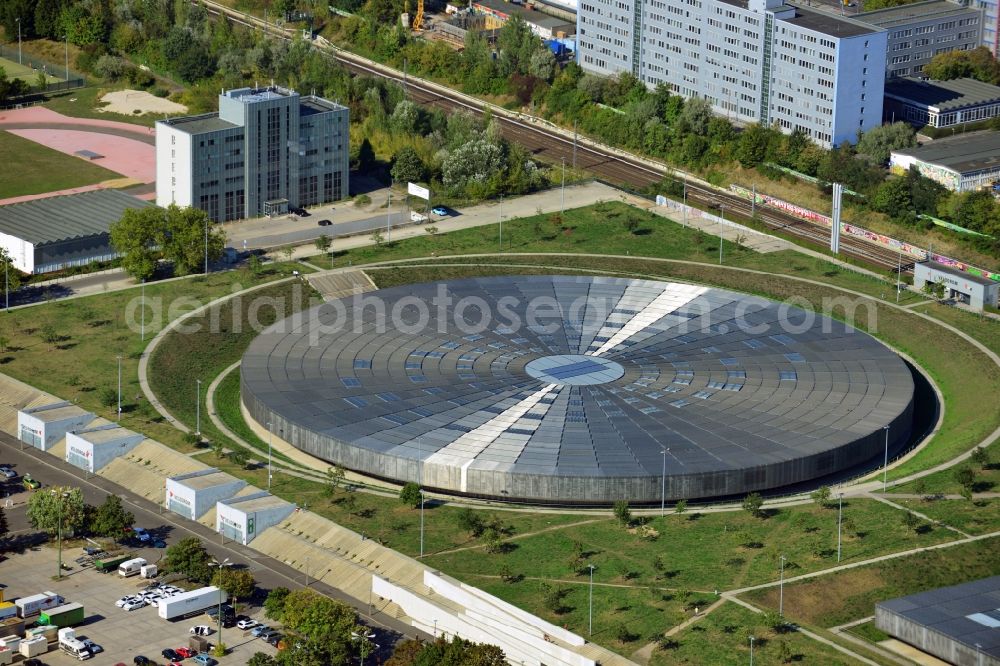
xmin=413 ymin=0 xmax=425 ymax=31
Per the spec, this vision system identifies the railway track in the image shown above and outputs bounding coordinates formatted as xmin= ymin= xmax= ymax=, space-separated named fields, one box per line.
xmin=201 ymin=0 xmax=906 ymax=272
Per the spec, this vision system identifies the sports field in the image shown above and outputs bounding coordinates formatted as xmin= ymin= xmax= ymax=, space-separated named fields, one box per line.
xmin=0 ymin=56 xmax=62 ymax=84
xmin=0 ymin=130 xmax=119 ymax=199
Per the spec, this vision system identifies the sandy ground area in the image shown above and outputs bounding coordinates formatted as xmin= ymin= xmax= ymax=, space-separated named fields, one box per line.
xmin=99 ymin=89 xmax=188 ymax=115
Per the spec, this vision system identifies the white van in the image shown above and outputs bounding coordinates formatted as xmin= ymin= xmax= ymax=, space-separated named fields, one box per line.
xmin=118 ymin=557 xmax=147 ymax=577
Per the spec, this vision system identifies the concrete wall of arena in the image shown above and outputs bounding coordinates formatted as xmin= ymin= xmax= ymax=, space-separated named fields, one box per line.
xmin=243 ymin=373 xmax=914 ymax=503
xmin=875 ymin=606 xmax=1000 ymax=666
xmin=372 ymin=573 xmax=595 ymax=666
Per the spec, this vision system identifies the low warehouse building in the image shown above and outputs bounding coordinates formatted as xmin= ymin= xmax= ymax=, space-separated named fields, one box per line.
xmin=876 ymin=576 xmax=1000 ymax=666
xmin=17 ymin=403 xmax=94 ymax=452
xmin=471 ymin=0 xmax=576 ymax=38
xmin=890 ymin=131 xmax=1000 ymax=192
xmin=884 ymin=77 xmax=1000 ymax=129
xmin=65 ymin=423 xmax=144 ymax=473
xmin=0 ymin=190 xmax=152 ymax=274
xmin=165 ymin=469 xmax=246 ymax=520
xmin=914 ymin=260 xmax=1000 ymax=310
xmin=216 ymin=492 xmax=295 ymax=545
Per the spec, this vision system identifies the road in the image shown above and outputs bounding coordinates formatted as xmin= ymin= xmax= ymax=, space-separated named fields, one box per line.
xmin=0 ymin=434 xmax=427 ymax=660
xmin=198 ymin=0 xmax=911 ymax=273
xmin=229 ymin=209 xmax=428 ymax=251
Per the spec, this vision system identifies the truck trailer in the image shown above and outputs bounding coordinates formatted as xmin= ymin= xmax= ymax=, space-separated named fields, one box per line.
xmin=15 ymin=592 xmax=63 ymax=618
xmin=39 ymin=602 xmax=84 ymax=628
xmin=159 ymin=587 xmax=226 ymax=621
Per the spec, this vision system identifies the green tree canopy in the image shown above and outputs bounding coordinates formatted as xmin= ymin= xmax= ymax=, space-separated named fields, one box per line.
xmin=279 ymin=589 xmax=356 ymax=664
xmin=391 ymin=146 xmax=428 ymax=185
xmin=91 ymin=494 xmax=135 ymax=538
xmin=212 ymin=567 xmax=256 ymax=603
xmin=164 ymin=536 xmax=213 ymax=583
xmin=264 ymin=587 xmax=291 ymax=621
xmin=856 ymin=122 xmax=916 ymax=165
xmin=26 ymin=486 xmax=87 ymax=535
xmin=924 ymin=47 xmax=1000 ymax=85
xmin=110 ymin=204 xmax=225 ymax=279
xmin=399 ymin=482 xmax=422 ymax=508
xmin=0 ymin=67 xmax=30 ymax=105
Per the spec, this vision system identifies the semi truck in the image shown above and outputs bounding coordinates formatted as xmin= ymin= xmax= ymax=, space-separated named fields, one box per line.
xmin=94 ymin=554 xmax=133 ymax=573
xmin=15 ymin=592 xmax=63 ymax=618
xmin=118 ymin=557 xmax=147 ymax=577
xmin=39 ymin=603 xmax=84 ymax=628
xmin=159 ymin=587 xmax=226 ymax=621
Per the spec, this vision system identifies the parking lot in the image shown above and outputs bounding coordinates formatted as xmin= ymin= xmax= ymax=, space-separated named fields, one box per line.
xmin=2 ymin=544 xmax=279 ymax=665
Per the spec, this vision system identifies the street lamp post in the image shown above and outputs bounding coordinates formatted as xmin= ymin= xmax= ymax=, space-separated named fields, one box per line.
xmin=588 ymin=564 xmax=595 ymax=637
xmin=140 ymin=279 xmax=145 ymax=342
xmin=209 ymin=558 xmax=231 ymax=651
xmin=117 ymin=355 xmax=122 ymax=422
xmin=16 ymin=18 xmax=22 ymax=65
xmin=53 ymin=490 xmax=68 ymax=579
xmin=837 ymin=492 xmax=844 ymax=562
xmin=417 ymin=438 xmax=424 ymax=557
xmin=267 ymin=421 xmax=273 ymax=491
xmin=386 ymin=182 xmax=392 ymax=244
xmin=779 ymin=554 xmax=787 ymax=617
xmin=64 ymin=35 xmax=69 ymax=82
xmin=882 ymin=425 xmax=890 ymax=492
xmin=351 ymin=629 xmax=377 ymax=666
xmin=499 ymin=194 xmax=503 ymax=251
xmin=749 ymin=636 xmax=755 ymax=666
xmin=195 ymin=379 xmax=202 ymax=436
xmin=560 ymin=158 xmax=566 ymax=216
xmin=719 ymin=205 xmax=725 ymax=264
xmin=660 ymin=447 xmax=668 ymax=517
xmin=204 ymin=218 xmax=209 ymax=274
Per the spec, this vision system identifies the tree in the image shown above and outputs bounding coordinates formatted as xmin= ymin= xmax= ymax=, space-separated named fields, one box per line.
xmin=26 ymin=486 xmax=87 ymax=535
xmin=613 ymin=499 xmax=632 ymax=526
xmin=871 ymin=178 xmax=912 ymax=217
xmin=810 ymin=486 xmax=832 ymax=508
xmin=280 ymin=589 xmax=356 ymax=664
xmin=399 ymin=482 xmax=422 ymax=508
xmin=674 ymin=499 xmax=687 ymax=515
xmin=315 ymin=235 xmax=332 ymax=253
xmin=264 ymin=587 xmax=291 ymax=621
xmin=164 ymin=536 xmax=213 ymax=584
xmin=161 ymin=205 xmax=225 ymax=275
xmin=902 ymin=510 xmax=920 ymax=532
xmin=856 ymin=122 xmax=916 ymax=166
xmin=456 ymin=507 xmax=485 ymax=536
xmin=775 ymin=639 xmax=793 ymax=664
xmin=109 ymin=208 xmax=161 ymax=280
xmin=0 ymin=248 xmax=22 ymax=294
xmin=370 ymin=229 xmax=385 ymax=247
xmin=228 ymin=449 xmax=249 ymax=469
xmin=441 ymin=139 xmax=504 ymax=193
xmin=247 ymin=653 xmax=277 ymax=666
xmin=91 ymin=494 xmax=134 ymax=539
xmin=212 ymin=567 xmax=256 ymax=604
xmin=735 ymin=124 xmax=772 ymax=168
xmin=0 ymin=66 xmax=30 ymax=105
xmin=970 ymin=446 xmax=991 ymax=470
xmin=323 ymin=465 xmax=346 ymax=498
xmin=742 ymin=492 xmax=764 ymax=519
xmin=390 ymin=147 xmax=428 ymax=185
xmin=924 ymin=47 xmax=1000 ymax=85
xmin=953 ymin=466 xmax=976 ymax=490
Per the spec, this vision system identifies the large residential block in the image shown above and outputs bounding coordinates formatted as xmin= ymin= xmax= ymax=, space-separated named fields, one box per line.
xmin=156 ymin=86 xmax=349 ymax=222
xmin=578 ymin=0 xmax=887 ymax=147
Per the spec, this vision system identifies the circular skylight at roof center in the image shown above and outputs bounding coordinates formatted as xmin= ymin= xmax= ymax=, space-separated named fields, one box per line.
xmin=241 ymin=275 xmax=916 ymax=504
xmin=524 ymin=355 xmax=625 ymax=386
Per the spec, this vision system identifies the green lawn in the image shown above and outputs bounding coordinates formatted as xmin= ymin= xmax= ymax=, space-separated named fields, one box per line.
xmin=422 ymin=499 xmax=958 ymax=595
xmin=891 ymin=462 xmax=999 ymax=496
xmin=366 ymin=256 xmax=1000 ymax=480
xmin=648 ymin=601 xmax=859 ymax=666
xmin=896 ymin=498 xmax=1000 ymax=536
xmin=0 ymin=262 xmax=309 ymax=452
xmin=43 ymin=87 xmax=159 ymax=127
xmin=0 ymin=130 xmax=121 ymax=199
xmin=910 ymin=300 xmax=1000 ymax=357
xmin=741 ymin=536 xmax=1000 ymax=628
xmin=0 ymin=56 xmax=63 ymax=83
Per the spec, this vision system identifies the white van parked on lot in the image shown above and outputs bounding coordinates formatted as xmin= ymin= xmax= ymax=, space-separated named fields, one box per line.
xmin=118 ymin=557 xmax=147 ymax=577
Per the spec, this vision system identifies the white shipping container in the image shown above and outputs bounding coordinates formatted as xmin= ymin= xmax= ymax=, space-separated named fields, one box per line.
xmin=0 ymin=646 xmax=11 ymax=666
xmin=19 ymin=636 xmax=46 ymax=658
xmin=0 ymin=637 xmax=18 ymax=652
xmin=158 ymin=586 xmax=226 ymax=621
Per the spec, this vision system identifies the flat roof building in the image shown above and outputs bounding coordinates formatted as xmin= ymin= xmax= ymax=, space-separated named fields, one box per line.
xmin=577 ymin=0 xmax=887 ymax=147
xmin=914 ymin=260 xmax=1000 ymax=309
xmin=17 ymin=403 xmax=94 ymax=452
xmin=0 ymin=190 xmax=152 ymax=274
xmin=876 ymin=576 xmax=1000 ymax=665
xmin=165 ymin=469 xmax=246 ymax=521
xmin=472 ymin=0 xmax=576 ymax=38
xmin=156 ymin=86 xmax=349 ymax=223
xmin=889 ymin=131 xmax=1000 ymax=191
xmin=216 ymin=492 xmax=295 ymax=545
xmin=884 ymin=76 xmax=1000 ymax=128
xmin=65 ymin=423 xmax=144 ymax=473
xmin=856 ymin=1 xmax=983 ymax=79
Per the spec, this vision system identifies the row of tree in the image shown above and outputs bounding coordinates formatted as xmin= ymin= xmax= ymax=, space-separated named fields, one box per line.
xmin=109 ymin=204 xmax=225 ymax=280
xmin=27 ymin=486 xmax=135 ymax=538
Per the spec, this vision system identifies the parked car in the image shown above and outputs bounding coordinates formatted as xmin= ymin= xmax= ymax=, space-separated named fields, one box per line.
xmin=432 ymin=206 xmax=448 ymax=216
xmin=81 ymin=639 xmax=103 ymax=654
xmin=236 ymin=618 xmax=257 ymax=630
xmin=22 ymin=474 xmax=40 ymax=490
xmin=162 ymin=648 xmax=180 ymax=661
xmin=152 ymin=538 xmax=167 ymax=548
xmin=133 ymin=657 xmax=152 ymax=666
xmin=266 ymin=633 xmax=283 ymax=647
xmin=190 ymin=625 xmax=213 ymax=636
xmin=175 ymin=647 xmax=196 ymax=658
xmin=24 ymin=660 xmax=46 ymax=666
xmin=116 ymin=596 xmax=138 ymax=608
xmin=131 ymin=527 xmax=151 ymax=542
xmin=122 ymin=599 xmax=146 ymax=611
xmin=317 ymin=219 xmax=332 ymax=226
xmin=250 ymin=625 xmax=271 ymax=637
xmin=193 ymin=655 xmax=218 ymax=666
xmin=0 ymin=466 xmax=16 ymax=479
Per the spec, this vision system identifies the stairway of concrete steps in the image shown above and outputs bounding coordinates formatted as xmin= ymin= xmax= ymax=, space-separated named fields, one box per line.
xmin=0 ymin=375 xmax=48 ymax=434
xmin=306 ymin=270 xmax=377 ymax=301
xmin=98 ymin=441 xmax=209 ymax=503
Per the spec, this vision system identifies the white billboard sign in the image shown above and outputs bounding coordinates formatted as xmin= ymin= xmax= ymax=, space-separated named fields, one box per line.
xmin=408 ymin=182 xmax=430 ymax=200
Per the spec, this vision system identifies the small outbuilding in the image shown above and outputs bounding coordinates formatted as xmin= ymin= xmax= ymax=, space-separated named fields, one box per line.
xmin=17 ymin=402 xmax=94 ymax=452
xmin=165 ymin=469 xmax=246 ymax=520
xmin=215 ymin=492 xmax=295 ymax=545
xmin=65 ymin=423 xmax=144 ymax=473
xmin=914 ymin=260 xmax=1000 ymax=310
xmin=0 ymin=189 xmax=152 ymax=274
xmin=876 ymin=575 xmax=1000 ymax=666
xmin=889 ymin=131 xmax=1000 ymax=192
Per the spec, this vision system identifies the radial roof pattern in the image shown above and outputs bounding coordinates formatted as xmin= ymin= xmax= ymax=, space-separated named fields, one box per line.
xmin=241 ymin=276 xmax=915 ymax=503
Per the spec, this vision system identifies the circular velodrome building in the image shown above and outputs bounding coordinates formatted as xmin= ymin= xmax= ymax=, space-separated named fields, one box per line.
xmin=241 ymin=275 xmax=915 ymax=504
